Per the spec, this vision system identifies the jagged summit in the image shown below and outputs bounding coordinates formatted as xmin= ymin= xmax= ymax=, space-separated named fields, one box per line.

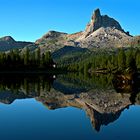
xmin=0 ymin=8 xmax=138 ymax=53
xmin=35 ymin=8 xmax=133 ymax=51
xmin=75 ymin=8 xmax=132 ymax=48
xmin=84 ymin=8 xmax=124 ymax=38
xmin=92 ymin=8 xmax=101 ymax=19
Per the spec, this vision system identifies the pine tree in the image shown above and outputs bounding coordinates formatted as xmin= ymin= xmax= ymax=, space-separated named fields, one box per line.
xmin=118 ymin=49 xmax=126 ymax=70
xmin=24 ymin=47 xmax=30 ymax=66
xmin=35 ymin=47 xmax=41 ymax=67
xmin=45 ymin=51 xmax=52 ymax=66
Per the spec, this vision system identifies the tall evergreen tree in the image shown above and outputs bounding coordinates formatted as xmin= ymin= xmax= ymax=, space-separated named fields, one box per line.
xmin=24 ymin=47 xmax=30 ymax=66
xmin=35 ymin=47 xmax=41 ymax=66
xmin=118 ymin=49 xmax=126 ymax=70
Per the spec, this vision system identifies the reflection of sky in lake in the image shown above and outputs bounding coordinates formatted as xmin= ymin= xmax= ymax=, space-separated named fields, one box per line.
xmin=0 ymin=99 xmax=140 ymax=140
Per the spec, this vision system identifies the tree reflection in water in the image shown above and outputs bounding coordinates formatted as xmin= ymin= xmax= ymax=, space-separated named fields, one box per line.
xmin=0 ymin=73 xmax=140 ymax=131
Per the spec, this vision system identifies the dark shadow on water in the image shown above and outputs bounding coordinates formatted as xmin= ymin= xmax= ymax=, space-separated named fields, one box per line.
xmin=113 ymin=73 xmax=140 ymax=104
xmin=0 ymin=73 xmax=54 ymax=104
xmin=0 ymin=73 xmax=140 ymax=132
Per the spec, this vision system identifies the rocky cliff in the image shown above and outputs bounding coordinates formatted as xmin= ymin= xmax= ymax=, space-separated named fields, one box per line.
xmin=75 ymin=8 xmax=132 ymax=48
xmin=83 ymin=8 xmax=124 ymax=37
xmin=35 ymin=31 xmax=82 ymax=52
xmin=0 ymin=9 xmax=139 ymax=52
xmin=35 ymin=9 xmax=134 ymax=52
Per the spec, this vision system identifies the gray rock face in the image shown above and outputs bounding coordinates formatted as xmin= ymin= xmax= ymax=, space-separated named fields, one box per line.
xmin=85 ymin=9 xmax=102 ymax=36
xmin=77 ymin=27 xmax=131 ymax=48
xmin=76 ymin=9 xmax=132 ymax=48
xmin=35 ymin=31 xmax=82 ymax=52
xmin=36 ymin=8 xmax=133 ymax=51
xmin=102 ymin=15 xmax=123 ymax=30
xmin=84 ymin=9 xmax=124 ymax=38
xmin=0 ymin=8 xmax=138 ymax=52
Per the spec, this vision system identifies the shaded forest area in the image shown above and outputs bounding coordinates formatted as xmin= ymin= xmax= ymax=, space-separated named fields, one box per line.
xmin=0 ymin=74 xmax=54 ymax=94
xmin=0 ymin=47 xmax=140 ymax=75
xmin=64 ymin=48 xmax=140 ymax=74
xmin=0 ymin=47 xmax=54 ymax=71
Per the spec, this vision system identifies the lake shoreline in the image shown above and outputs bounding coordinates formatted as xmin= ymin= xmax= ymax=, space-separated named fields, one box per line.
xmin=0 ymin=68 xmax=69 ymax=74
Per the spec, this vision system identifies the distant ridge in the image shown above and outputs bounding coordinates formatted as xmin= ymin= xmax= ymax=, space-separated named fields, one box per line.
xmin=0 ymin=36 xmax=35 ymax=51
xmin=35 ymin=8 xmax=136 ymax=52
xmin=0 ymin=9 xmax=140 ymax=52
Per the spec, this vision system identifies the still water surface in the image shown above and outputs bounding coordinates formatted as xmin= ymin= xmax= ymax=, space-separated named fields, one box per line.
xmin=0 ymin=73 xmax=140 ymax=140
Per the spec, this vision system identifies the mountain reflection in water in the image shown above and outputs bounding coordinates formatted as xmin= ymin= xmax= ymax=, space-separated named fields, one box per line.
xmin=0 ymin=73 xmax=140 ymax=132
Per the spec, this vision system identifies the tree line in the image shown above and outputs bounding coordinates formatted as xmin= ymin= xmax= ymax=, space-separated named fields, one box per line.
xmin=65 ymin=48 xmax=140 ymax=74
xmin=0 ymin=74 xmax=54 ymax=94
xmin=0 ymin=47 xmax=54 ymax=71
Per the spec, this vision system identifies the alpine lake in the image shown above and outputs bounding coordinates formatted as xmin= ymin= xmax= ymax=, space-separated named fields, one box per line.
xmin=0 ymin=72 xmax=140 ymax=140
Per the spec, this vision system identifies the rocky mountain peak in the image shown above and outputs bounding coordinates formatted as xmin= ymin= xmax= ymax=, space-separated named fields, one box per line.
xmin=35 ymin=8 xmax=134 ymax=51
xmin=84 ymin=9 xmax=124 ymax=37
xmin=44 ymin=31 xmax=67 ymax=38
xmin=0 ymin=36 xmax=15 ymax=42
xmin=91 ymin=8 xmax=101 ymax=20
xmin=0 ymin=36 xmax=34 ymax=51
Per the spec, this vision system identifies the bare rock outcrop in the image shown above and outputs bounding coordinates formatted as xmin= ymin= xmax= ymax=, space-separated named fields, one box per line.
xmin=76 ymin=9 xmax=132 ymax=48
xmin=0 ymin=9 xmax=139 ymax=53
xmin=36 ymin=8 xmax=133 ymax=52
xmin=84 ymin=8 xmax=124 ymax=38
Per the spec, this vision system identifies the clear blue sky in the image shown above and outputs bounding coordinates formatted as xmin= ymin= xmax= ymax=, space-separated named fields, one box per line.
xmin=0 ymin=0 xmax=140 ymax=42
